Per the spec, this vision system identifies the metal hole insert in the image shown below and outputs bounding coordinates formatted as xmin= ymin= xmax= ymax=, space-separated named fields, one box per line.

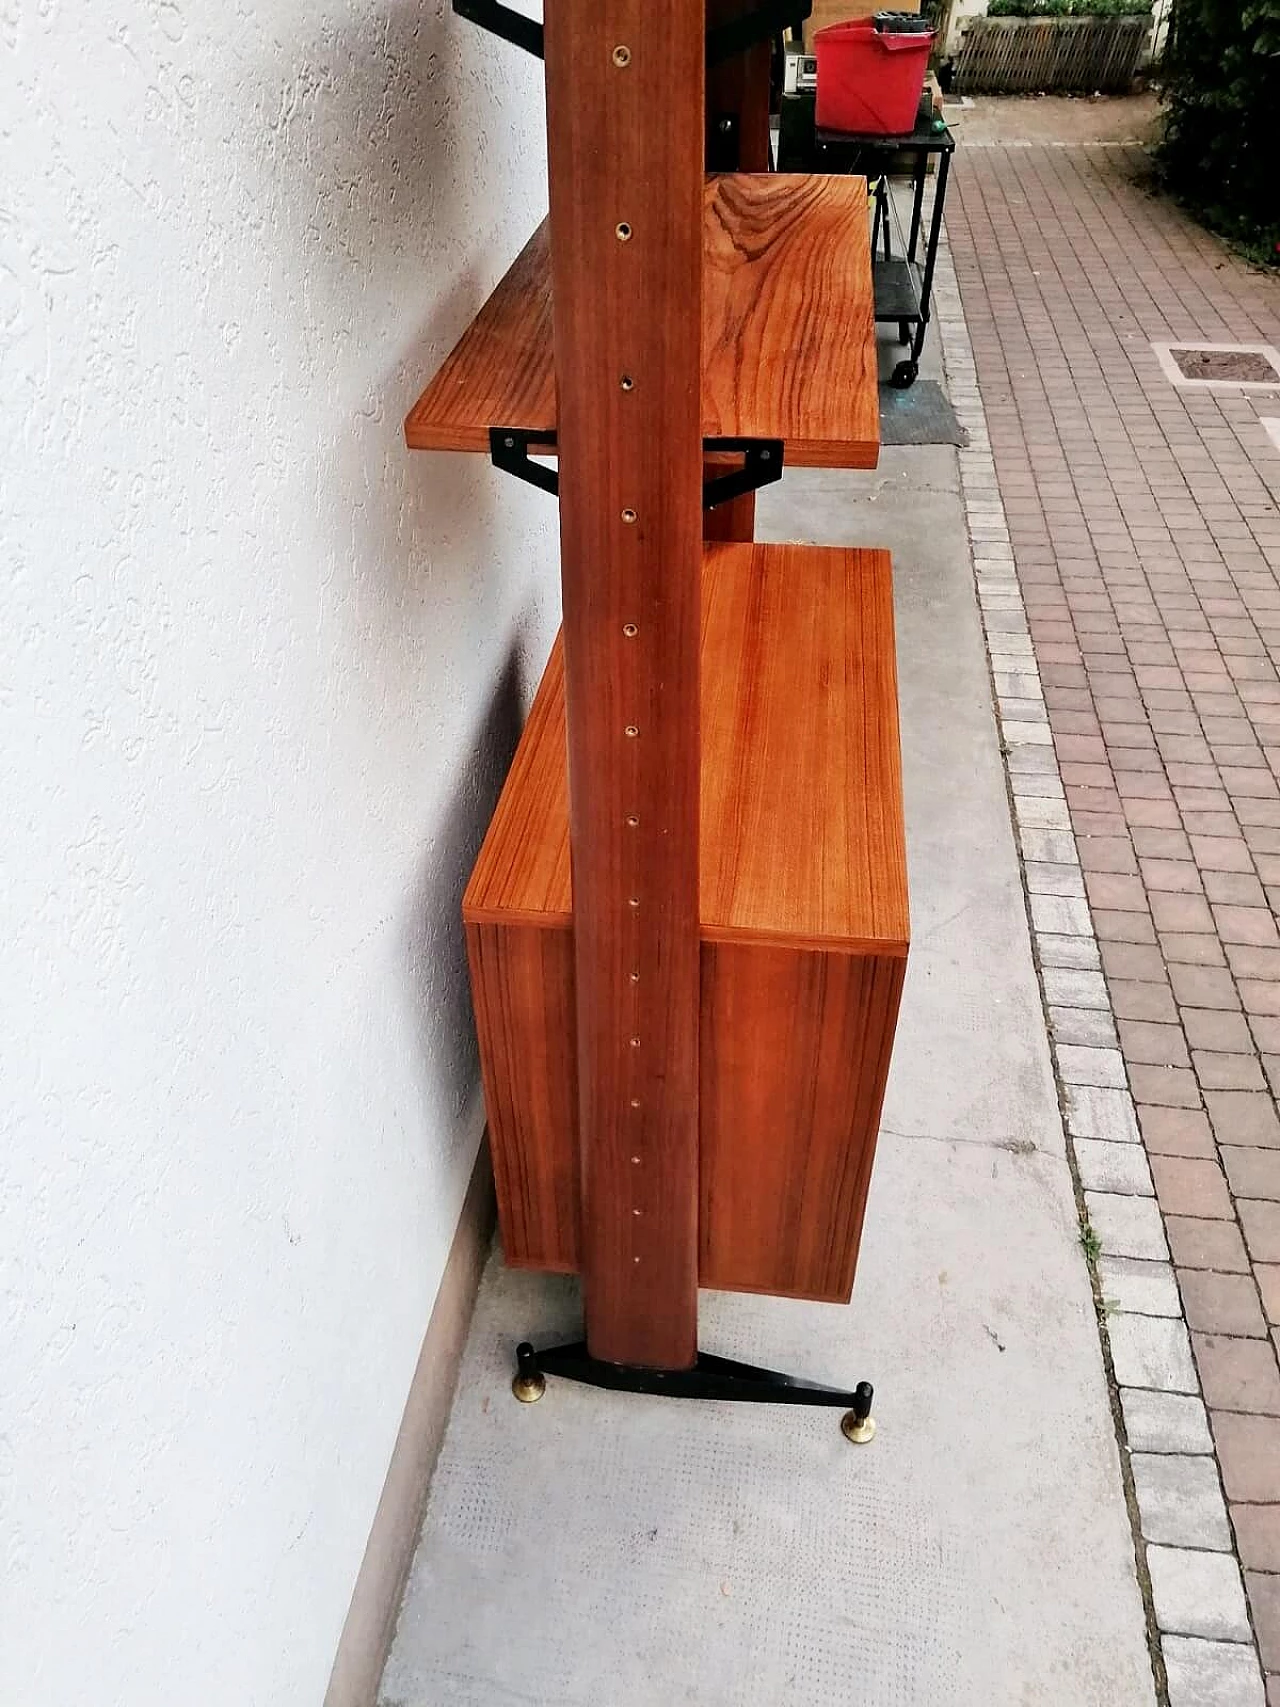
xmin=629 ymin=897 xmax=640 ymax=909
xmin=625 ymin=725 xmax=639 ymax=738
xmin=626 ymin=814 xmax=639 ymax=827
xmin=623 ymin=623 xmax=638 ymax=637
xmin=629 ymin=1037 xmax=641 ymax=1048
xmin=612 ymin=44 xmax=631 ymax=66
xmin=620 ymin=375 xmax=635 ymax=391
xmin=621 ymin=508 xmax=637 ymax=524
xmin=616 ymin=222 xmax=632 ymax=242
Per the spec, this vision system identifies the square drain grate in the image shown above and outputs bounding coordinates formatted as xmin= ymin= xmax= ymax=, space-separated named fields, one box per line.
xmin=1153 ymin=341 xmax=1280 ymax=393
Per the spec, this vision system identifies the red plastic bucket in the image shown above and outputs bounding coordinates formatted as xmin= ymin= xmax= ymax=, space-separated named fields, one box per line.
xmin=814 ymin=19 xmax=936 ymax=135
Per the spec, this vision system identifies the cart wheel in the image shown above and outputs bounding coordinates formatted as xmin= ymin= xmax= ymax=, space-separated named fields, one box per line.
xmin=890 ymin=360 xmax=918 ymax=390
xmin=898 ymin=320 xmax=912 ymax=346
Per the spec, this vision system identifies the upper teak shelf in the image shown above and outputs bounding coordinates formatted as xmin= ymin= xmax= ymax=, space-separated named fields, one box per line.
xmin=405 ymin=173 xmax=880 ymax=471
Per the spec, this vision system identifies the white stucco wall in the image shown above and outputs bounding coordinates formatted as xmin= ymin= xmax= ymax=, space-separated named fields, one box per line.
xmin=0 ymin=4 xmax=554 ymax=1703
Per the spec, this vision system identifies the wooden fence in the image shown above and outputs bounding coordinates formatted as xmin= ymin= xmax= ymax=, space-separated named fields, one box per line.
xmin=953 ymin=15 xmax=1150 ymax=93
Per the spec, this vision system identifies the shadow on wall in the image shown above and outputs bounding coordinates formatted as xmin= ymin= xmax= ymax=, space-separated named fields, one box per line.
xmin=243 ymin=1 xmax=554 ymax=1149
xmin=404 ymin=644 xmax=524 ymax=1124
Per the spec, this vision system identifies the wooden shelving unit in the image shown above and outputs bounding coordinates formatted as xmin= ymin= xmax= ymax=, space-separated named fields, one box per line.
xmin=413 ymin=1 xmax=908 ymax=1423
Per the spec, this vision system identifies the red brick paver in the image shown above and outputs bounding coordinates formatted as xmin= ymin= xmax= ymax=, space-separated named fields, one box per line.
xmin=950 ymin=140 xmax=1280 ymax=1697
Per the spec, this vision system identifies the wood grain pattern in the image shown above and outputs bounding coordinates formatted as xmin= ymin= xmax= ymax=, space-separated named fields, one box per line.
xmin=405 ymin=177 xmax=879 ymax=470
xmin=701 ymin=176 xmax=878 ymax=467
xmin=466 ymin=544 xmax=908 ymax=953
xmin=544 ymin=1 xmax=704 ymax=1369
xmin=699 ymin=541 xmax=909 ymax=953
xmin=404 ymin=226 xmax=554 ymax=456
xmin=698 ymin=943 xmax=905 ymax=1299
xmin=461 ymin=924 xmax=906 ymax=1301
xmin=465 ymin=922 xmax=577 ymax=1275
xmin=702 ymin=485 xmax=756 ymax=543
xmin=463 ymin=541 xmax=910 ymax=1300
xmin=465 ymin=640 xmax=570 ymax=928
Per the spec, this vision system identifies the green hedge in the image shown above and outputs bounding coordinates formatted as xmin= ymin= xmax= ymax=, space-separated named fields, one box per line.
xmin=987 ymin=0 xmax=1152 ymax=15
xmin=1160 ymin=0 xmax=1279 ymax=263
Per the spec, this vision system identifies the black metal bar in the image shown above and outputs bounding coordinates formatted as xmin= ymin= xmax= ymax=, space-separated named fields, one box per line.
xmin=490 ymin=429 xmax=784 ymax=510
xmin=455 ymin=0 xmax=813 ymax=67
xmin=489 ymin=427 xmax=559 ymax=496
xmin=453 ymin=0 xmax=544 ymax=58
xmin=879 ymin=177 xmax=893 ymax=262
xmin=911 ymin=147 xmax=951 ymax=365
xmin=906 ymin=149 xmax=928 ymax=265
xmin=702 ymin=437 xmax=784 ymax=511
xmin=521 ymin=1339 xmax=874 ymax=1413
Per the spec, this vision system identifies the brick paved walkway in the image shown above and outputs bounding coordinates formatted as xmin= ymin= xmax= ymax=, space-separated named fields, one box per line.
xmin=948 ymin=143 xmax=1280 ymax=1701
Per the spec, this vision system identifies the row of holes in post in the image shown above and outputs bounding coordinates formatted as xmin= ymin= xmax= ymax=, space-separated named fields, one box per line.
xmin=616 ymin=36 xmax=645 ymax=1260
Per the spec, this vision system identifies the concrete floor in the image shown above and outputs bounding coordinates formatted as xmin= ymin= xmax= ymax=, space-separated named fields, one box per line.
xmin=379 ymin=341 xmax=1158 ymax=1704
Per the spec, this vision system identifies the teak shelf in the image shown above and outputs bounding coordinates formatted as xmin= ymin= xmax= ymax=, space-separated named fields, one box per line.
xmin=406 ymin=174 xmax=880 ymax=471
xmin=465 ymin=541 xmax=907 ymax=1301
xmin=423 ymin=0 xmax=908 ymax=1417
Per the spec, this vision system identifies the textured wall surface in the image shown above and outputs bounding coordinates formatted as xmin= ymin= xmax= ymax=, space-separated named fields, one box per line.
xmin=0 ymin=4 xmax=554 ymax=1702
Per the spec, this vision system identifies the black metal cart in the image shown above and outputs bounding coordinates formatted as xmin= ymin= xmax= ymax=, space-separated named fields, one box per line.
xmin=779 ymin=101 xmax=956 ymax=390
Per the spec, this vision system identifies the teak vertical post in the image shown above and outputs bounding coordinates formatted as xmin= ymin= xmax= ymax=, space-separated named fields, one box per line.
xmin=544 ymin=3 xmax=705 ymax=1370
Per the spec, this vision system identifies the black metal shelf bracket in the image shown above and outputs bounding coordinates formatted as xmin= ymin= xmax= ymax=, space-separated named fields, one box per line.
xmin=490 ymin=428 xmax=559 ymax=496
xmin=453 ymin=1 xmax=812 ymax=66
xmin=512 ymin=1341 xmax=877 ymax=1442
xmin=489 ymin=428 xmax=785 ymax=511
xmin=702 ymin=436 xmax=784 ymax=510
xmin=453 ymin=0 xmax=544 ymax=59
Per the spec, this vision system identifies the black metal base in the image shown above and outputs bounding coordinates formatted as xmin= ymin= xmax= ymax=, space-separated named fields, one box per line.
xmin=513 ymin=1341 xmax=875 ymax=1439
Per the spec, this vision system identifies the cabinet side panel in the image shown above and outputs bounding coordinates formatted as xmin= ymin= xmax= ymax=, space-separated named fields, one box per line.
xmin=465 ymin=922 xmax=580 ymax=1274
xmin=699 ymin=942 xmax=907 ymax=1301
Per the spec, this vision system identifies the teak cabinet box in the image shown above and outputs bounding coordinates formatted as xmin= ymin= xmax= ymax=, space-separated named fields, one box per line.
xmin=464 ymin=542 xmax=909 ymax=1304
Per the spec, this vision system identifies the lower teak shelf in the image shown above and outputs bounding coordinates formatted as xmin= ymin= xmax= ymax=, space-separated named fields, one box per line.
xmin=464 ymin=542 xmax=909 ymax=1303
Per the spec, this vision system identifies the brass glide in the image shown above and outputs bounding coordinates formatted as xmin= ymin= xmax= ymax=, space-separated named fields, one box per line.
xmin=512 ymin=1343 xmax=546 ymax=1404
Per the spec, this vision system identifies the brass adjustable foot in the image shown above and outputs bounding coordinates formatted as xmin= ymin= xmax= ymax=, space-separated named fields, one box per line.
xmin=840 ymin=1383 xmax=876 ymax=1445
xmin=512 ymin=1342 xmax=546 ymax=1404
